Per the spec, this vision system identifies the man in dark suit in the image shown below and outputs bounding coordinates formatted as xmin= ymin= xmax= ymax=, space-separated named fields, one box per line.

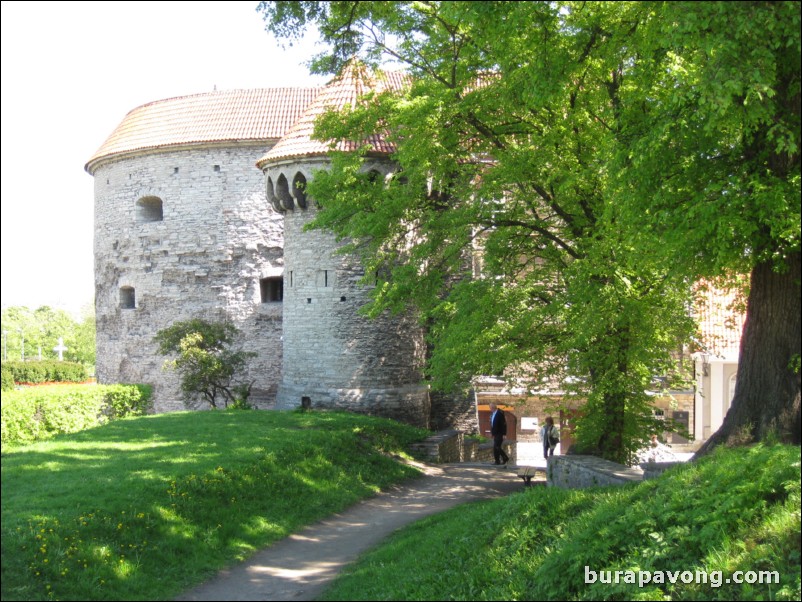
xmin=489 ymin=403 xmax=510 ymax=466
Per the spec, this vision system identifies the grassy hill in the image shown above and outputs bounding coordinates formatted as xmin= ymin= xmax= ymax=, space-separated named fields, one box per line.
xmin=321 ymin=443 xmax=801 ymax=601
xmin=3 ymin=406 xmax=798 ymax=601
xmin=0 ymin=409 xmax=428 ymax=601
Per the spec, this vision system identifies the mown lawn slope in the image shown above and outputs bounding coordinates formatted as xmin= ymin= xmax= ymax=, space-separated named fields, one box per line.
xmin=322 ymin=443 xmax=801 ymax=601
xmin=1 ymin=409 xmax=428 ymax=601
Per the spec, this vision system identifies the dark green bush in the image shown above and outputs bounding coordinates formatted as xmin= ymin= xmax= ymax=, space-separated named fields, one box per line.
xmin=1 ymin=384 xmax=152 ymax=448
xmin=1 ymin=364 xmax=13 ymax=392
xmin=102 ymin=384 xmax=153 ymax=419
xmin=3 ymin=360 xmax=88 ymax=384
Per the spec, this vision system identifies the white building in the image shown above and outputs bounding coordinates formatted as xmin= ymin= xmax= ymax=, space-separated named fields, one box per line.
xmin=692 ymin=283 xmax=746 ymax=442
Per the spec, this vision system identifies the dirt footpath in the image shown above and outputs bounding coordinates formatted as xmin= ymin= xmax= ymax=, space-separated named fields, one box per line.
xmin=176 ymin=462 xmax=528 ymax=601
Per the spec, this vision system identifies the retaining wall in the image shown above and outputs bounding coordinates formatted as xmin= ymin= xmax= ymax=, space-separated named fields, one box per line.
xmin=547 ymin=455 xmax=644 ymax=488
xmin=409 ymin=429 xmax=515 ymax=464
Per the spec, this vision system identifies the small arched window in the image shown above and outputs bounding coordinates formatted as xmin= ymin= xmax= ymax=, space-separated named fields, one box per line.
xmin=292 ymin=172 xmax=308 ymax=209
xmin=136 ymin=196 xmax=163 ymax=223
xmin=120 ymin=287 xmax=136 ymax=309
xmin=276 ymin=174 xmax=293 ymax=210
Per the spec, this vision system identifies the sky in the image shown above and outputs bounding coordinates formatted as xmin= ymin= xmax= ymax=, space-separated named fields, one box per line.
xmin=1 ymin=0 xmax=327 ymax=316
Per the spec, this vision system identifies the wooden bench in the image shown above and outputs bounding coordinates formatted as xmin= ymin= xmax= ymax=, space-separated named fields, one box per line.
xmin=517 ymin=466 xmax=545 ymax=487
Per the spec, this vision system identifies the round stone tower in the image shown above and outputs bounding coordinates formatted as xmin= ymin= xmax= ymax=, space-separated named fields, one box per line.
xmin=86 ymin=88 xmax=318 ymax=411
xmin=257 ymin=65 xmax=430 ymax=428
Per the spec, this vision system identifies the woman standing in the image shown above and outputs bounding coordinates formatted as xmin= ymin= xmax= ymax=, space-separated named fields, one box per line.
xmin=541 ymin=416 xmax=559 ymax=458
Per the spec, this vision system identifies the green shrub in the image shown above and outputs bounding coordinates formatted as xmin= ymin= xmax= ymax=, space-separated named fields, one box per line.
xmin=154 ymin=319 xmax=255 ymax=408
xmin=3 ymin=360 xmax=88 ymax=384
xmin=1 ymin=364 xmax=13 ymax=391
xmin=1 ymin=384 xmax=151 ymax=448
xmin=102 ymin=384 xmax=152 ymax=419
xmin=532 ymin=444 xmax=801 ymax=601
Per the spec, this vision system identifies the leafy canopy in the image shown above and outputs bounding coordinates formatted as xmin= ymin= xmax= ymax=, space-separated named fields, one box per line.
xmin=154 ymin=319 xmax=255 ymax=409
xmin=1 ymin=305 xmax=96 ymax=366
xmin=259 ymin=1 xmax=799 ymax=459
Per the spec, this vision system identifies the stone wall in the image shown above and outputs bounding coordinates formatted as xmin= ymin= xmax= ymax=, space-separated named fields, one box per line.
xmin=547 ymin=455 xmax=644 ymax=489
xmin=476 ymin=440 xmax=516 ymax=465
xmin=409 ymin=430 xmax=515 ymax=464
xmin=92 ymin=144 xmax=284 ymax=411
xmin=409 ymin=430 xmax=465 ymax=463
xmin=640 ymin=461 xmax=683 ymax=480
xmin=429 ymin=390 xmax=479 ymax=434
xmin=265 ymin=159 xmax=430 ymax=428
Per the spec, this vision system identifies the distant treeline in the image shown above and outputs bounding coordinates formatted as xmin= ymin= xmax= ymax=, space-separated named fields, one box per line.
xmin=1 ymin=305 xmax=95 ymax=365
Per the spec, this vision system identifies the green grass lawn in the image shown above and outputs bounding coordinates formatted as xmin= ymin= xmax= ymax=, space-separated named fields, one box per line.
xmin=4 ymin=405 xmax=799 ymax=602
xmin=320 ymin=443 xmax=801 ymax=601
xmin=0 ymin=409 xmax=429 ymax=601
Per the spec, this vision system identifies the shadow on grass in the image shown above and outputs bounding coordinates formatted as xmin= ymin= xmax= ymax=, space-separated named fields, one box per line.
xmin=319 ymin=444 xmax=801 ymax=601
xmin=1 ymin=410 xmax=426 ymax=601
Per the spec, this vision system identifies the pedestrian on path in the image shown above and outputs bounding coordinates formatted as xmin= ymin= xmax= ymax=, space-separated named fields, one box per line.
xmin=490 ymin=403 xmax=509 ymax=466
xmin=541 ymin=416 xmax=559 ymax=458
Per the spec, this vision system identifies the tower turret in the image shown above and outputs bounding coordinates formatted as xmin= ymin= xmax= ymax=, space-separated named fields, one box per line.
xmin=257 ymin=63 xmax=430 ymax=427
xmin=86 ymin=89 xmax=318 ymax=410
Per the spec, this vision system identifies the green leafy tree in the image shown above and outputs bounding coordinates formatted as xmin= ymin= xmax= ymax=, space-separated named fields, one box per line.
xmin=154 ymin=319 xmax=256 ymax=409
xmin=259 ymin=1 xmax=699 ymax=463
xmin=1 ymin=305 xmax=95 ymax=367
xmin=610 ymin=1 xmax=801 ymax=450
xmin=70 ymin=305 xmax=97 ymax=367
xmin=261 ymin=0 xmax=801 ymax=456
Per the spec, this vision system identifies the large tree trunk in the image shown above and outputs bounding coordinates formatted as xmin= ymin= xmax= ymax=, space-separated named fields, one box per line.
xmin=697 ymin=252 xmax=801 ymax=455
xmin=598 ymin=390 xmax=626 ymax=464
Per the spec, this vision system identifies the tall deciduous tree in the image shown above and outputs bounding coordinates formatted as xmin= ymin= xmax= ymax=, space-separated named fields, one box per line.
xmin=612 ymin=1 xmax=801 ymax=450
xmin=258 ymin=1 xmax=800 ymax=457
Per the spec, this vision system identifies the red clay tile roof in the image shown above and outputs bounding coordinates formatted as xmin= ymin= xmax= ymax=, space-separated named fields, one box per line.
xmin=694 ymin=281 xmax=747 ymax=356
xmin=257 ymin=62 xmax=408 ymax=167
xmin=85 ymin=88 xmax=320 ymax=173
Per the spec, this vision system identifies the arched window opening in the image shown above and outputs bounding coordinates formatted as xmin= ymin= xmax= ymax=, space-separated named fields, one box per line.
xmin=120 ymin=287 xmax=136 ymax=309
xmin=136 ymin=196 xmax=163 ymax=223
xmin=292 ymin=172 xmax=308 ymax=209
xmin=266 ymin=176 xmax=276 ymax=203
xmin=276 ymin=174 xmax=293 ymax=210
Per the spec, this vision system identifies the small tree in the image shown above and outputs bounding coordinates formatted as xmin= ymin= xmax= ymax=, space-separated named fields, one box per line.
xmin=154 ymin=319 xmax=255 ymax=409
